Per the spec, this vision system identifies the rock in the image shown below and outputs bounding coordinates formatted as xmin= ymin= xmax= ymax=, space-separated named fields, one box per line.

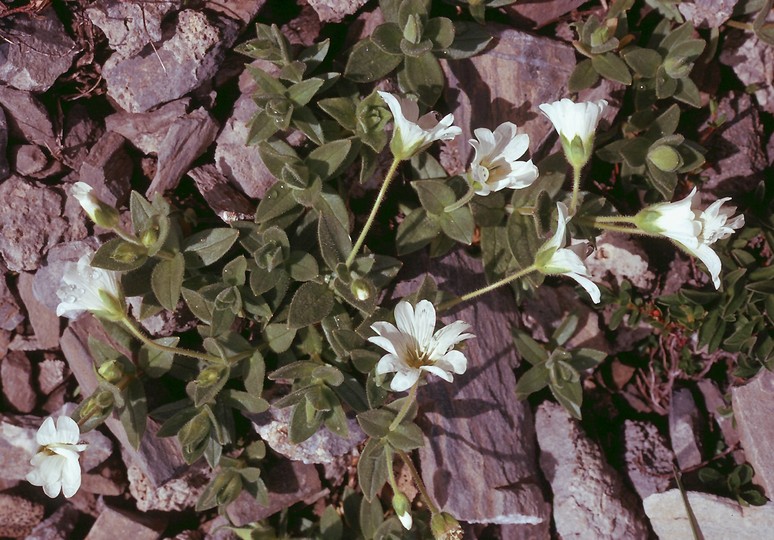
xmin=307 ymin=0 xmax=368 ymax=22
xmin=86 ymin=0 xmax=182 ymax=58
xmin=38 ymin=357 xmax=67 ymax=394
xmin=0 ymin=275 xmax=24 ymax=331
xmin=732 ymin=369 xmax=774 ymax=498
xmin=78 ymin=132 xmax=133 ymax=206
xmin=226 ymin=459 xmax=323 ymax=526
xmin=126 ymin=297 xmax=197 ymax=337
xmin=504 ymin=0 xmax=585 ymax=29
xmin=392 ymin=249 xmax=550 ymax=527
xmin=644 ymin=489 xmax=774 ymax=540
xmin=0 ymin=86 xmax=58 ymax=152
xmin=252 ymin=406 xmax=365 ymax=464
xmin=669 ymin=387 xmax=705 ymax=470
xmin=105 ymin=99 xmax=190 ymax=155
xmin=720 ymin=32 xmax=774 ymax=115
xmin=85 ymin=506 xmax=166 ymax=540
xmin=678 ymin=0 xmax=736 ymax=27
xmin=0 ymin=7 xmax=77 ymax=92
xmin=60 ymin=104 xmax=105 ymax=170
xmin=26 ymin=504 xmax=80 ymax=540
xmin=205 ymin=0 xmax=267 ymax=26
xmin=9 ymin=144 xmax=48 ymax=176
xmin=81 ymin=470 xmax=124 ymax=496
xmin=188 ymin=165 xmax=256 ymax=222
xmin=521 ymin=285 xmax=610 ymax=352
xmin=103 ymin=10 xmax=240 ymax=113
xmin=697 ymin=379 xmax=743 ymax=463
xmin=18 ymin=272 xmax=60 ymax=350
xmin=1 ymin=351 xmax=36 ymax=412
xmin=0 ymin=106 xmax=9 ymax=181
xmin=128 ymin=462 xmax=210 ymax=512
xmin=147 ymin=107 xmax=220 ymax=195
xmin=60 ymin=315 xmax=188 ymax=486
xmin=0 ymin=492 xmax=44 ymax=538
xmin=623 ymin=420 xmax=675 ymax=499
xmin=214 ymin=73 xmax=277 ymax=199
xmin=699 ymin=93 xmax=768 ymax=196
xmin=585 ymin=233 xmax=655 ymax=290
xmin=0 ymin=176 xmax=69 ymax=272
xmin=536 ymin=402 xmax=649 ymax=540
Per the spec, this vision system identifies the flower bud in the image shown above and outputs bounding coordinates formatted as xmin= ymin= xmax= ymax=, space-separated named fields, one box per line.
xmin=140 ymin=226 xmax=159 ymax=248
xmin=95 ymin=390 xmax=115 ymax=409
xmin=196 ymin=366 xmax=224 ymax=387
xmin=392 ymin=492 xmax=412 ymax=530
xmin=97 ymin=359 xmax=124 ymax=384
xmin=430 ymin=512 xmax=463 ymax=540
xmin=350 ymin=278 xmax=371 ymax=301
xmin=72 ymin=182 xmax=119 ymax=229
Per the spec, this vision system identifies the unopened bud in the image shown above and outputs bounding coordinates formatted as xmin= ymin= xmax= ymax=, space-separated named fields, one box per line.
xmin=95 ymin=390 xmax=115 ymax=409
xmin=431 ymin=512 xmax=463 ymax=540
xmin=392 ymin=492 xmax=412 ymax=530
xmin=216 ymin=471 xmax=243 ymax=506
xmin=350 ymin=278 xmax=371 ymax=301
xmin=97 ymin=359 xmax=124 ymax=384
xmin=196 ymin=366 xmax=224 ymax=387
xmin=140 ymin=227 xmax=159 ymax=248
xmin=72 ymin=182 xmax=119 ymax=229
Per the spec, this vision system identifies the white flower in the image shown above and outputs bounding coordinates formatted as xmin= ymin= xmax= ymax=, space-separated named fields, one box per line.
xmin=56 ymin=252 xmax=125 ymax=321
xmin=378 ymin=91 xmax=462 ymax=161
xmin=468 ymin=122 xmax=539 ymax=196
xmin=71 ymin=182 xmax=119 ymax=228
xmin=26 ymin=416 xmax=87 ymax=498
xmin=535 ymin=202 xmax=601 ymax=303
xmin=369 ymin=300 xmax=474 ymax=392
xmin=538 ymin=98 xmax=607 ymax=168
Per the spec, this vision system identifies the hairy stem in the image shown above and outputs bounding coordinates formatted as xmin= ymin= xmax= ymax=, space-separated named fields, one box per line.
xmin=396 ymin=449 xmax=439 ymax=515
xmin=438 ymin=264 xmax=538 ymax=312
xmin=389 ymin=381 xmax=419 ymax=432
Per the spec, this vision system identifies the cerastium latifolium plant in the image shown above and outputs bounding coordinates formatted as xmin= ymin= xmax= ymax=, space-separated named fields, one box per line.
xmin=32 ymin=0 xmax=770 ymax=535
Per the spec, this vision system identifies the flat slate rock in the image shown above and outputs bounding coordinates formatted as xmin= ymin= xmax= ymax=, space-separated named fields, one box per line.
xmin=392 ymin=248 xmax=550 ymax=528
xmin=0 ymin=86 xmax=58 ymax=150
xmin=0 ymin=106 xmax=9 ymax=181
xmin=732 ymin=368 xmax=774 ymax=498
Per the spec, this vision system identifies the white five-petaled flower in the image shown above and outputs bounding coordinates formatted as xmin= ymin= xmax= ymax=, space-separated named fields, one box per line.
xmin=636 ymin=189 xmax=745 ymax=289
xmin=378 ymin=91 xmax=462 ymax=161
xmin=71 ymin=182 xmax=119 ymax=228
xmin=468 ymin=122 xmax=539 ymax=196
xmin=369 ymin=299 xmax=474 ymax=392
xmin=56 ymin=252 xmax=125 ymax=321
xmin=535 ymin=202 xmax=601 ymax=303
xmin=539 ymin=98 xmax=608 ymax=168
xmin=26 ymin=416 xmax=87 ymax=499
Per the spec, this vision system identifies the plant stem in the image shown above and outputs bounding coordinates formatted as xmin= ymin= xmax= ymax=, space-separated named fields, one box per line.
xmin=396 ymin=449 xmax=439 ymax=514
xmin=592 ymin=214 xmax=638 ymax=224
xmin=121 ymin=316 xmax=247 ymax=364
xmin=438 ymin=264 xmax=538 ymax=312
xmin=580 ymin=219 xmax=657 ymax=237
xmin=568 ymin=165 xmax=582 ymax=215
xmin=389 ymin=381 xmax=419 ymax=431
xmin=725 ymin=19 xmax=753 ymax=30
xmin=443 ymin=180 xmax=476 ymax=213
xmin=346 ymin=157 xmax=402 ymax=268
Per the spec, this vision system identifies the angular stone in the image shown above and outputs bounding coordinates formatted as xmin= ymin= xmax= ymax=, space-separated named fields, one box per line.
xmin=18 ymin=272 xmax=60 ymax=350
xmin=78 ymin=132 xmax=133 ymax=206
xmin=0 ymin=274 xmax=24 ymax=331
xmin=503 ymin=0 xmax=585 ymax=28
xmin=720 ymin=32 xmax=774 ymax=114
xmin=623 ymin=420 xmax=674 ymax=500
xmin=26 ymin=504 xmax=80 ymax=540
xmin=644 ymin=489 xmax=774 ymax=540
xmin=252 ymin=406 xmax=365 ymax=464
xmin=0 ymin=493 xmax=44 ymax=538
xmin=1 ymin=351 xmax=36 ymax=412
xmin=205 ymin=0 xmax=267 ymax=26
xmin=38 ymin=356 xmax=67 ymax=395
xmin=60 ymin=315 xmax=187 ymax=486
xmin=0 ymin=7 xmax=77 ymax=92
xmin=669 ymin=387 xmax=705 ymax=470
xmin=128 ymin=462 xmax=210 ymax=512
xmin=86 ymin=0 xmax=182 ymax=58
xmin=392 ymin=249 xmax=550 ymax=526
xmin=698 ymin=379 xmax=743 ymax=463
xmin=226 ymin=459 xmax=323 ymax=526
xmin=678 ymin=0 xmax=736 ymax=28
xmin=0 ymin=176 xmax=68 ymax=272
xmin=9 ymin=144 xmax=48 ymax=176
xmin=147 ymin=107 xmax=219 ymax=195
xmin=85 ymin=506 xmax=166 ymax=540
xmin=536 ymin=402 xmax=649 ymax=540
xmin=60 ymin=103 xmax=105 ymax=170
xmin=0 ymin=106 xmax=9 ymax=181
xmin=0 ymin=86 xmax=57 ymax=154
xmin=105 ymin=99 xmax=190 ymax=155
xmin=586 ymin=232 xmax=655 ymax=290
xmin=307 ymin=0 xmax=368 ymax=22
xmin=188 ymin=165 xmax=255 ymax=222
xmin=103 ymin=10 xmax=240 ymax=113
xmin=214 ymin=83 xmax=276 ymax=199
xmin=732 ymin=369 xmax=774 ymax=498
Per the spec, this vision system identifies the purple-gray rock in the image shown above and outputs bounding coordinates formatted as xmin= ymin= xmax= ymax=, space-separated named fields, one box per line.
xmin=0 ymin=274 xmax=24 ymax=331
xmin=623 ymin=420 xmax=675 ymax=499
xmin=732 ymin=369 xmax=774 ymax=498
xmin=0 ymin=493 xmax=44 ymax=538
xmin=105 ymin=99 xmax=190 ymax=155
xmin=0 ymin=86 xmax=58 ymax=150
xmin=0 ymin=176 xmax=69 ymax=272
xmin=188 ymin=165 xmax=255 ymax=223
xmin=0 ymin=7 xmax=77 ymax=92
xmin=103 ymin=10 xmax=240 ymax=113
xmin=9 ymin=144 xmax=48 ymax=176
xmin=26 ymin=504 xmax=80 ymax=540
xmin=669 ymin=387 xmax=705 ymax=470
xmin=0 ymin=106 xmax=9 ymax=180
xmin=78 ymin=132 xmax=133 ymax=206
xmin=85 ymin=506 xmax=166 ymax=540
xmin=1 ymin=351 xmax=36 ymax=412
xmin=503 ymin=0 xmax=586 ymax=28
xmin=720 ymin=32 xmax=774 ymax=115
xmin=18 ymin=271 xmax=60 ymax=350
xmin=678 ymin=0 xmax=736 ymax=28
xmin=307 ymin=0 xmax=368 ymax=22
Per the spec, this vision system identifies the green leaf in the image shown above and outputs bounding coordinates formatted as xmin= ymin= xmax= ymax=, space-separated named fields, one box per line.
xmin=318 ymin=97 xmax=358 ymax=131
xmin=357 ymin=408 xmax=394 ymax=438
xmin=92 ymin=237 xmax=148 ymax=271
xmin=151 ymin=252 xmax=185 ymax=311
xmin=264 ymin=324 xmax=297 ymax=353
xmin=286 ymin=251 xmax=319 ymax=282
xmin=130 ymin=191 xmax=155 ymax=235
xmin=359 ymin=496 xmax=384 ymax=540
xmin=318 ymin=211 xmax=352 ymax=271
xmin=288 ymin=282 xmax=335 ymax=329
xmin=514 ymin=364 xmax=550 ymax=399
xmin=398 ymin=51 xmax=444 ymax=107
xmin=289 ymin=401 xmax=323 ymax=443
xmin=623 ymin=47 xmax=662 ymax=78
xmin=243 ymin=351 xmax=266 ymax=396
xmin=568 ymin=59 xmax=600 ymax=92
xmin=445 ymin=21 xmax=492 ymax=60
xmin=396 ymin=208 xmax=440 ymax=255
xmin=307 ymin=139 xmax=359 ymax=182
xmin=320 ymin=505 xmax=344 ymax=540
xmin=345 ymin=38 xmax=402 ymax=83
xmin=425 ymin=17 xmax=455 ymax=50
xmin=193 ymin=366 xmax=230 ymax=407
xmin=591 ymin=52 xmax=633 ymax=85
xmin=372 ymin=22 xmax=403 ymax=55
xmin=183 ymin=228 xmax=239 ymax=269
xmin=550 ymin=378 xmax=583 ymax=419
xmin=287 ymin=78 xmax=325 ymax=107
xmin=512 ymin=329 xmax=549 ymax=365
xmin=412 ymin=180 xmax=456 ymax=215
xmin=119 ymin=378 xmax=147 ymax=449
xmin=358 ymin=438 xmax=389 ymax=502
xmin=440 ymin=206 xmax=474 ymax=245
xmin=255 ymin=182 xmax=299 ymax=224
xmin=386 ymin=422 xmax=424 ymax=451
xmin=138 ymin=337 xmax=179 ymax=378
xmin=182 ymin=287 xmax=213 ymax=324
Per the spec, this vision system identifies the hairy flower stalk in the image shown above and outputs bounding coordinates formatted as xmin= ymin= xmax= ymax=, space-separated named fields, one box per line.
xmin=369 ymin=300 xmax=474 ymax=392
xmin=26 ymin=416 xmax=87 ymax=498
